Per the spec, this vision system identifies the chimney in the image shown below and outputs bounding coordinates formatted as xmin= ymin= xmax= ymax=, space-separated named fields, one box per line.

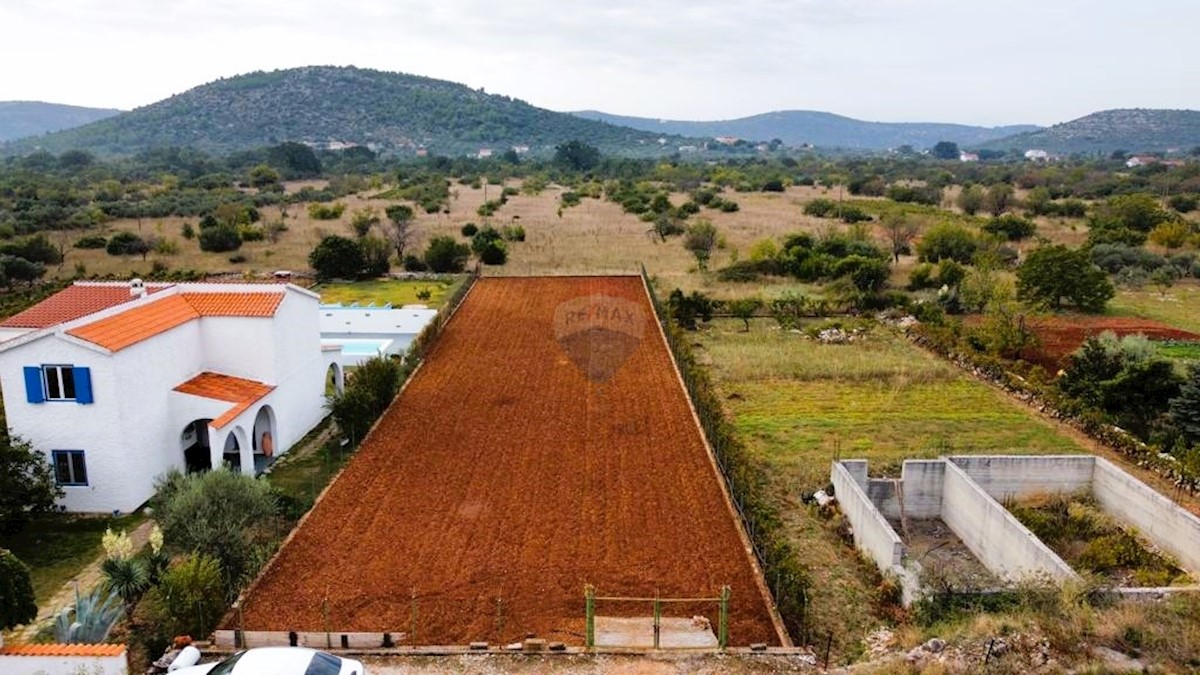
xmin=129 ymin=278 xmax=147 ymax=298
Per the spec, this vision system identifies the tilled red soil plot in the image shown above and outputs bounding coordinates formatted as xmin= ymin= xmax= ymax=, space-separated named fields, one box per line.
xmin=234 ymin=276 xmax=781 ymax=646
xmin=1022 ymin=315 xmax=1200 ymax=369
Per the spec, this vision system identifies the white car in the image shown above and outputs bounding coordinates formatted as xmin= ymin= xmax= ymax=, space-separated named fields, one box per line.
xmin=172 ymin=647 xmax=366 ymax=675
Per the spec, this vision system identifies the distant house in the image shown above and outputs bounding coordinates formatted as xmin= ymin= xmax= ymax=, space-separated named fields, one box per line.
xmin=319 ymin=304 xmax=437 ymax=367
xmin=959 ymin=151 xmax=980 ymax=162
xmin=477 ymin=148 xmax=493 ymax=159
xmin=713 ymin=136 xmax=739 ymax=145
xmin=1024 ymin=149 xmax=1050 ymax=162
xmin=1127 ymin=155 xmax=1185 ymax=168
xmin=0 ymin=281 xmax=340 ymax=513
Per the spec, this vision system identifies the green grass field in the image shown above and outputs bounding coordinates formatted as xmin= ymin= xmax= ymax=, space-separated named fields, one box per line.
xmin=696 ymin=319 xmax=1086 ymax=657
xmin=3 ymin=512 xmax=145 ymax=606
xmin=314 ymin=277 xmax=463 ymax=308
xmin=1110 ymin=281 xmax=1200 ymax=334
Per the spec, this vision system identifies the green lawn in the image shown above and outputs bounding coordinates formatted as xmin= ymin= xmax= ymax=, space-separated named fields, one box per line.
xmin=1110 ymin=281 xmax=1200 ymax=334
xmin=266 ymin=420 xmax=349 ymax=506
xmin=315 ymin=278 xmax=463 ymax=308
xmin=696 ymin=319 xmax=1085 ymax=658
xmin=2 ymin=512 xmax=145 ymax=606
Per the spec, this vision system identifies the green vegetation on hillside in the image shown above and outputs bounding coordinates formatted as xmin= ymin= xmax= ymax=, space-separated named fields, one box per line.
xmin=1 ymin=66 xmax=699 ymax=158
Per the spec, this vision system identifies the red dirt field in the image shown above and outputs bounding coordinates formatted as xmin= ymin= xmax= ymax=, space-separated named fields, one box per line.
xmin=232 ymin=276 xmax=781 ymax=646
xmin=1020 ymin=315 xmax=1200 ymax=369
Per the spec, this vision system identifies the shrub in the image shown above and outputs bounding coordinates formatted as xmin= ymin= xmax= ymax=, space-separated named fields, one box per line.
xmin=983 ymin=214 xmax=1037 ymax=242
xmin=0 ymin=548 xmax=37 ymax=630
xmin=917 ymin=222 xmax=978 ymax=264
xmin=402 ymin=254 xmax=428 ymax=272
xmin=154 ymin=469 xmax=281 ymax=599
xmin=501 ymin=225 xmax=526 ymax=242
xmin=1168 ymin=194 xmax=1198 ymax=213
xmin=237 ymin=225 xmax=265 ymax=242
xmin=424 ymin=236 xmax=470 ymax=273
xmin=309 ymin=235 xmax=364 ymax=281
xmin=74 ymin=235 xmax=108 ymax=249
xmin=106 ymin=232 xmax=150 ymax=257
xmin=307 ymin=202 xmax=346 ymax=220
xmin=327 ymin=356 xmax=403 ymax=445
xmin=460 ymin=223 xmax=478 ymax=237
xmin=1 ymin=435 xmax=61 ymax=535
xmin=144 ymin=554 xmax=225 ymax=639
xmin=198 ymin=224 xmax=242 ymax=253
xmin=475 ymin=238 xmax=508 ymax=265
xmin=152 ymin=238 xmax=179 ymax=255
xmin=803 ymin=198 xmax=837 ymax=217
xmin=227 ymin=254 xmax=246 ymax=264
xmin=908 ymin=262 xmax=937 ymax=290
xmin=838 ymin=205 xmax=871 ymax=223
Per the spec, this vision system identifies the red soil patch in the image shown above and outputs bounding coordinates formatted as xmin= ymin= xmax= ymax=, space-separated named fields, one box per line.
xmin=1021 ymin=315 xmax=1200 ymax=370
xmin=234 ymin=276 xmax=779 ymax=646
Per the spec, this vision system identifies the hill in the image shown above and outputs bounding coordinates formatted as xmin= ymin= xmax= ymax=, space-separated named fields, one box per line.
xmin=978 ymin=109 xmax=1200 ymax=154
xmin=571 ymin=109 xmax=1039 ymax=150
xmin=1 ymin=66 xmax=688 ymax=158
xmin=0 ymin=101 xmax=121 ymax=142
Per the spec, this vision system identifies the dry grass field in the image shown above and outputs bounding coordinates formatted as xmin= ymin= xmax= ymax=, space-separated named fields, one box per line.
xmin=52 ymin=179 xmax=1100 ymax=307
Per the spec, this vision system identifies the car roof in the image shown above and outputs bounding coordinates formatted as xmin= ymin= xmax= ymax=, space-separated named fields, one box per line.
xmin=234 ymin=647 xmax=330 ymax=671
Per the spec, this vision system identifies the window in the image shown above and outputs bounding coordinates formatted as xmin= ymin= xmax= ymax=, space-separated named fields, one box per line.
xmin=43 ymin=365 xmax=76 ymax=400
xmin=23 ymin=365 xmax=93 ymax=404
xmin=52 ymin=450 xmax=88 ymax=486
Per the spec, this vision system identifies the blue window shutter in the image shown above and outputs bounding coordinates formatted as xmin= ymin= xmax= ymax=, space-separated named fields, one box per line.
xmin=74 ymin=367 xmax=93 ymax=404
xmin=23 ymin=366 xmax=44 ymax=403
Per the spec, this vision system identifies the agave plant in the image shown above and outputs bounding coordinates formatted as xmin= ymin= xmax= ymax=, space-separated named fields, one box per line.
xmin=53 ymin=585 xmax=122 ymax=644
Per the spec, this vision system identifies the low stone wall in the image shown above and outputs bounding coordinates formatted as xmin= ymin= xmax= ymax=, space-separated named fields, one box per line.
xmin=213 ymin=629 xmax=405 ymax=649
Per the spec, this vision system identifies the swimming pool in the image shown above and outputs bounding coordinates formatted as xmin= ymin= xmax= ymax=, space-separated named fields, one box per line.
xmin=321 ymin=338 xmax=396 ymax=365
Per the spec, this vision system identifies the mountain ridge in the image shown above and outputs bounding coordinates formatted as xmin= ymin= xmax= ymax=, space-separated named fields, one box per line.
xmin=978 ymin=108 xmax=1200 ymax=154
xmin=0 ymin=101 xmax=122 ymax=142
xmin=570 ymin=109 xmax=1041 ymax=150
xmin=0 ymin=66 xmax=689 ymax=158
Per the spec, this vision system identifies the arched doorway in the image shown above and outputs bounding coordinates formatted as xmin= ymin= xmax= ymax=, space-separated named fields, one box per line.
xmin=326 ymin=362 xmax=344 ymax=397
xmin=252 ymin=405 xmax=278 ymax=475
xmin=223 ymin=428 xmax=243 ymax=472
xmin=181 ymin=419 xmax=213 ymax=473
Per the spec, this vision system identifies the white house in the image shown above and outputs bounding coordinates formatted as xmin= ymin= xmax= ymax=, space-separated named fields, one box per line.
xmin=0 ymin=281 xmax=342 ymax=513
xmin=319 ymin=303 xmax=437 ymax=367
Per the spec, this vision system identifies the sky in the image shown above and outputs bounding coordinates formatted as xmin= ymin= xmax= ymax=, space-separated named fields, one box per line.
xmin=1 ymin=0 xmax=1197 ymax=127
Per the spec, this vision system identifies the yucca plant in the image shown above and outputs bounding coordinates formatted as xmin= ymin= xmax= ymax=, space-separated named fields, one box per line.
xmin=101 ymin=555 xmax=149 ymax=617
xmin=54 ymin=585 xmax=121 ymax=643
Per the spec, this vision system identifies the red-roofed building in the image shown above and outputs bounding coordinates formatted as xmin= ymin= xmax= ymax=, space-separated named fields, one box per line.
xmin=0 ymin=281 xmax=343 ymax=513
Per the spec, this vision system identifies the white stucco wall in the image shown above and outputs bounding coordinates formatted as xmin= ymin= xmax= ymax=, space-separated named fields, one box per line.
xmin=0 ymin=335 xmax=127 ymax=512
xmin=0 ymin=285 xmax=333 ymax=513
xmin=198 ymin=317 xmax=277 ymax=382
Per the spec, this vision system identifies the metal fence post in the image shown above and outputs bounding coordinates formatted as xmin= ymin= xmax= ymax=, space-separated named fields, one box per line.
xmin=718 ymin=586 xmax=730 ymax=651
xmin=584 ymin=585 xmax=596 ymax=649
xmin=653 ymin=592 xmax=661 ymax=650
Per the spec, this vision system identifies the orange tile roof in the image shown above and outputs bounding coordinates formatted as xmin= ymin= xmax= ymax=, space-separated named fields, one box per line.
xmin=0 ymin=643 xmax=126 ymax=657
xmin=0 ymin=283 xmax=170 ymax=328
xmin=173 ymin=371 xmax=275 ymax=428
xmin=65 ymin=291 xmax=285 ymax=352
xmin=180 ymin=292 xmax=284 ymax=317
xmin=67 ymin=295 xmax=199 ymax=351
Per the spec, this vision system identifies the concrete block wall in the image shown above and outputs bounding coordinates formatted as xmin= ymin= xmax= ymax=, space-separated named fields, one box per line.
xmin=949 ymin=455 xmax=1094 ymax=501
xmin=940 ymin=462 xmax=1077 ymax=582
xmin=899 ymin=460 xmax=946 ymax=519
xmin=831 ymin=461 xmax=904 ymax=570
xmin=1092 ymin=457 xmax=1200 ymax=574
